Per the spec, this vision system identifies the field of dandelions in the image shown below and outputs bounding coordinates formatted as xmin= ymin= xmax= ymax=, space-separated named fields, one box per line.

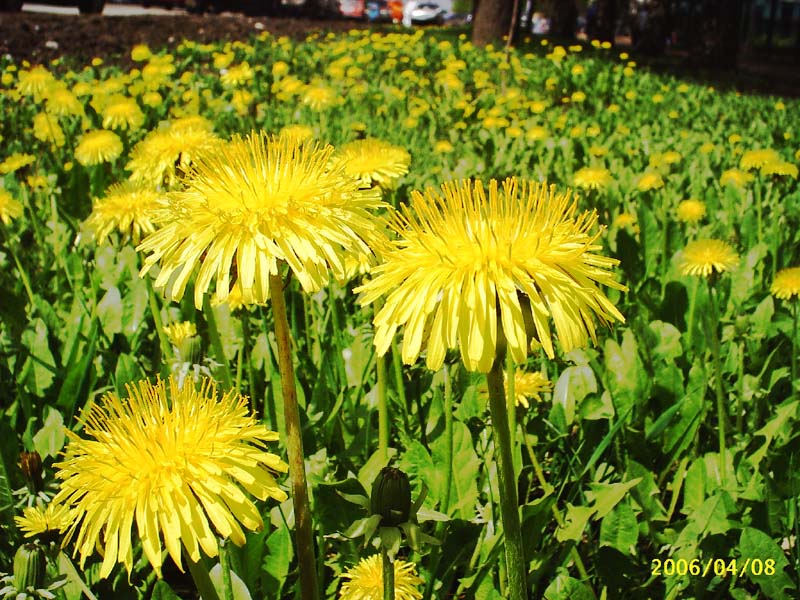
xmin=0 ymin=23 xmax=799 ymax=600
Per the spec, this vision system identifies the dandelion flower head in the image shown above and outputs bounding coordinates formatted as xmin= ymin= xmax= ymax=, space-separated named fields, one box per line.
xmin=101 ymin=94 xmax=145 ymax=132
xmin=740 ymin=148 xmax=781 ymax=171
xmin=33 ymin=112 xmax=66 ymax=148
xmin=53 ymin=375 xmax=289 ymax=578
xmin=771 ymin=267 xmax=800 ymax=300
xmin=0 ymin=189 xmax=23 ymax=225
xmin=15 ymin=503 xmax=73 ymax=542
xmin=479 ymin=370 xmax=552 ymax=409
xmin=163 ymin=321 xmax=197 ymax=348
xmin=331 ymin=138 xmax=411 ymax=190
xmin=126 ymin=119 xmax=220 ymax=188
xmin=339 ymin=555 xmax=423 ymax=600
xmin=138 ymin=131 xmax=385 ymax=309
xmin=0 ymin=153 xmax=35 ymax=175
xmin=356 ymin=178 xmax=626 ymax=372
xmin=680 ymin=239 xmax=739 ymax=277
xmin=676 ymin=199 xmax=706 ymax=224
xmin=15 ymin=66 xmax=55 ymax=102
xmin=760 ymin=160 xmax=798 ymax=179
xmin=720 ymin=168 xmax=754 ymax=188
xmin=636 ymin=171 xmax=664 ymax=192
xmin=573 ymin=166 xmax=613 ymax=191
xmin=85 ymin=181 xmax=161 ymax=245
xmin=74 ymin=129 xmax=123 ymax=166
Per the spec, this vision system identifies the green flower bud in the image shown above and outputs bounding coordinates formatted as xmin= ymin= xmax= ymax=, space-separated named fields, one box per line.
xmin=13 ymin=543 xmax=46 ymax=591
xmin=370 ymin=466 xmax=411 ymax=526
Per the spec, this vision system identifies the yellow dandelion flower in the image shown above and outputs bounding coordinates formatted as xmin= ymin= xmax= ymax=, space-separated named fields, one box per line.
xmin=771 ymin=267 xmax=800 ymax=300
xmin=45 ymin=85 xmax=84 ymax=118
xmin=163 ymin=321 xmax=197 ymax=348
xmin=526 ymin=125 xmax=549 ymax=142
xmin=53 ymin=375 xmax=289 ymax=578
xmin=74 ymin=130 xmax=123 ymax=166
xmin=102 ymin=95 xmax=145 ymax=132
xmin=220 ymin=62 xmax=254 ymax=87
xmin=680 ymin=239 xmax=739 ymax=277
xmin=137 ymin=132 xmax=386 ymax=309
xmin=85 ymin=181 xmax=161 ymax=244
xmin=131 ymin=44 xmax=152 ymax=61
xmin=0 ymin=189 xmax=24 ymax=224
xmin=0 ymin=153 xmax=35 ymax=174
xmin=302 ymin=82 xmax=337 ymax=111
xmin=339 ymin=555 xmax=423 ymax=600
xmin=676 ymin=199 xmax=706 ymax=224
xmin=330 ymin=138 xmax=411 ymax=190
xmin=760 ymin=160 xmax=798 ymax=179
xmin=573 ymin=167 xmax=613 ymax=191
xmin=740 ymin=148 xmax=781 ymax=171
xmin=126 ymin=122 xmax=221 ymax=188
xmin=356 ymin=178 xmax=626 ymax=372
xmin=479 ymin=370 xmax=552 ymax=409
xmin=636 ymin=171 xmax=664 ymax=192
xmin=15 ymin=66 xmax=55 ymax=102
xmin=434 ymin=140 xmax=454 ymax=154
xmin=279 ymin=124 xmax=315 ymax=143
xmin=33 ymin=112 xmax=65 ymax=147
xmin=15 ymin=503 xmax=73 ymax=542
xmin=614 ymin=212 xmax=637 ymax=230
xmin=720 ymin=168 xmax=753 ymax=188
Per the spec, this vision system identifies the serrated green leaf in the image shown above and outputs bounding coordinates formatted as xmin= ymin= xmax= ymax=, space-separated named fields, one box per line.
xmin=32 ymin=406 xmax=65 ymax=459
xmin=600 ymin=502 xmax=638 ymax=555
xmin=648 ymin=320 xmax=682 ymax=361
xmin=739 ymin=527 xmax=796 ymax=599
xmin=556 ymin=504 xmax=596 ymax=542
xmin=97 ymin=285 xmax=123 ymax=336
xmin=586 ymin=478 xmax=642 ymax=519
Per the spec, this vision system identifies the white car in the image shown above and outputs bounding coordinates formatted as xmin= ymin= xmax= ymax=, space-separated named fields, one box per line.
xmin=0 ymin=0 xmax=105 ymax=12
xmin=410 ymin=1 xmax=445 ymax=25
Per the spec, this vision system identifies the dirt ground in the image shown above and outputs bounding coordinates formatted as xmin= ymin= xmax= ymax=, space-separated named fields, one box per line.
xmin=0 ymin=11 xmax=369 ymax=65
xmin=0 ymin=10 xmax=799 ymax=98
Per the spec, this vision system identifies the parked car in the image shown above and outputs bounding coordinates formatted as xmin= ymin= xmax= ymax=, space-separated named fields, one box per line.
xmin=0 ymin=0 xmax=105 ymax=12
xmin=410 ymin=1 xmax=445 ymax=25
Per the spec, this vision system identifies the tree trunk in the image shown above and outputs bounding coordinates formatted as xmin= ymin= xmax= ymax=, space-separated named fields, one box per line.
xmin=594 ymin=0 xmax=618 ymax=43
xmin=549 ymin=0 xmax=577 ymax=39
xmin=472 ymin=0 xmax=514 ymax=46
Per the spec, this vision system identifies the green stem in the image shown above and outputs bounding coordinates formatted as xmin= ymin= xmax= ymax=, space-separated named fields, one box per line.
xmin=686 ymin=277 xmax=699 ymax=356
xmin=382 ymin=547 xmax=395 ymax=600
xmin=442 ymin=366 xmax=454 ymax=515
xmin=755 ymin=182 xmax=763 ymax=247
xmin=146 ymin=278 xmax=172 ymax=370
xmin=268 ymin=271 xmax=319 ymax=600
xmin=792 ymin=301 xmax=798 ymax=401
xmin=706 ymin=279 xmax=728 ymax=486
xmin=487 ymin=356 xmax=528 ymax=600
xmin=505 ymin=352 xmax=521 ymax=476
xmin=376 ymin=298 xmax=390 ymax=461
xmin=219 ymin=539 xmax=234 ymax=600
xmin=377 ymin=352 xmax=390 ymax=462
xmin=204 ymin=299 xmax=234 ymax=391
xmin=185 ymin=549 xmax=221 ymax=600
xmin=391 ymin=340 xmax=410 ymax=433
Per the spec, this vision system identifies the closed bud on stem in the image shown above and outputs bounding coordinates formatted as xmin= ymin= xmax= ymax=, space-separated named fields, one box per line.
xmin=19 ymin=451 xmax=43 ymax=495
xmin=13 ymin=543 xmax=46 ymax=591
xmin=370 ymin=467 xmax=411 ymax=526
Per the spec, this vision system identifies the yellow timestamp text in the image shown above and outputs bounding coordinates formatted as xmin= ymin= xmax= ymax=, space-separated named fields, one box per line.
xmin=651 ymin=558 xmax=777 ymax=578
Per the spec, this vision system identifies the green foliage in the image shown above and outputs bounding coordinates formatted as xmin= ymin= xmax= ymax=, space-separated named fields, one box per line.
xmin=0 ymin=22 xmax=798 ymax=600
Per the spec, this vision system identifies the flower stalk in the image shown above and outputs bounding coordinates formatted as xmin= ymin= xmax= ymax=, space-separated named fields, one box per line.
xmin=382 ymin=548 xmax=395 ymax=600
xmin=268 ymin=271 xmax=319 ymax=600
xmin=185 ymin=549 xmax=221 ymax=600
xmin=487 ymin=353 xmax=528 ymax=600
xmin=705 ymin=279 xmax=729 ymax=486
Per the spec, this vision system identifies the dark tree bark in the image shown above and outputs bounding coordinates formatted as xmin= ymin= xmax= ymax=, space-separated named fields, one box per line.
xmin=594 ymin=0 xmax=618 ymax=42
xmin=549 ymin=0 xmax=578 ymax=38
xmin=472 ymin=0 xmax=514 ymax=46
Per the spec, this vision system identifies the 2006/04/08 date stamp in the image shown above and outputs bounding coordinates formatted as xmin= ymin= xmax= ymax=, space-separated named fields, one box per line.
xmin=651 ymin=558 xmax=777 ymax=578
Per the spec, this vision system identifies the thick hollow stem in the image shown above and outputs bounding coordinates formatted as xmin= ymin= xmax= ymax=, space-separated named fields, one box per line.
xmin=185 ymin=549 xmax=220 ymax=600
xmin=219 ymin=539 xmax=234 ymax=600
xmin=486 ymin=357 xmax=528 ymax=600
xmin=706 ymin=280 xmax=728 ymax=486
xmin=792 ymin=301 xmax=798 ymax=401
xmin=268 ymin=272 xmax=319 ymax=600
xmin=204 ymin=299 xmax=234 ymax=391
xmin=382 ymin=547 xmax=395 ymax=600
